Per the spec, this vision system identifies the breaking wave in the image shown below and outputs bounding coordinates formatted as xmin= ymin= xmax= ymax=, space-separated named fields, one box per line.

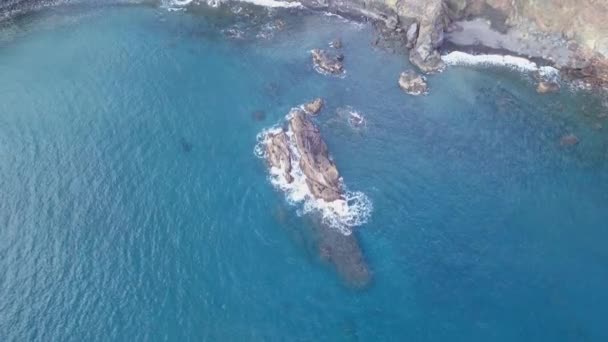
xmin=254 ymin=110 xmax=372 ymax=235
xmin=238 ymin=0 xmax=301 ymax=8
xmin=442 ymin=51 xmax=560 ymax=77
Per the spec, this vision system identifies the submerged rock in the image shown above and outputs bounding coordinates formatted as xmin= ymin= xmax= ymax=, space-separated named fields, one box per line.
xmin=303 ymin=98 xmax=324 ymax=115
xmin=180 ymin=138 xmax=193 ymax=153
xmin=311 ymin=49 xmax=344 ymax=75
xmin=252 ymin=110 xmax=266 ymax=121
xmin=560 ymin=134 xmax=580 ymax=146
xmin=398 ymin=70 xmax=428 ymax=95
xmin=316 ymin=221 xmax=371 ymax=288
xmin=537 ymin=80 xmax=560 ymax=94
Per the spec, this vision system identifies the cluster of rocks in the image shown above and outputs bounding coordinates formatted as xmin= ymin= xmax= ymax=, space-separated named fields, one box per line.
xmin=536 ymin=81 xmax=560 ymax=94
xmin=311 ymin=49 xmax=344 ymax=75
xmin=303 ymin=97 xmax=324 ymax=115
xmin=398 ymin=70 xmax=428 ymax=95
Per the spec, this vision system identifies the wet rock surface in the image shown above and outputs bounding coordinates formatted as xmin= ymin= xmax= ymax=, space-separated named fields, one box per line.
xmin=315 ymin=219 xmax=371 ymax=288
xmin=311 ymin=49 xmax=344 ymax=75
xmin=265 ymin=131 xmax=294 ymax=183
xmin=303 ymin=98 xmax=324 ymax=115
xmin=289 ymin=110 xmax=342 ymax=201
xmin=536 ymin=81 xmax=559 ymax=94
xmin=398 ymin=70 xmax=428 ymax=95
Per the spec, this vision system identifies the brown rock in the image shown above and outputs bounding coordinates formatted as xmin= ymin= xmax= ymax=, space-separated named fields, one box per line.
xmin=311 ymin=49 xmax=344 ymax=75
xmin=537 ymin=81 xmax=560 ymax=94
xmin=289 ymin=110 xmax=342 ymax=202
xmin=398 ymin=70 xmax=428 ymax=95
xmin=303 ymin=98 xmax=324 ymax=115
xmin=265 ymin=131 xmax=293 ymax=183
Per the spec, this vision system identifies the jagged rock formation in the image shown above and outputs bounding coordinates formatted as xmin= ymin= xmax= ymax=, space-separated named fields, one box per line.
xmin=290 ymin=109 xmax=342 ymax=201
xmin=303 ymin=98 xmax=324 ymax=115
xmin=262 ymin=105 xmax=371 ymax=287
xmin=298 ymin=0 xmax=448 ymax=72
xmin=398 ymin=70 xmax=428 ymax=95
xmin=311 ymin=49 xmax=344 ymax=75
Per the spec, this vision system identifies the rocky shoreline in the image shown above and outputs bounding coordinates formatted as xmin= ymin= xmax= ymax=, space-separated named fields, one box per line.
xmin=3 ymin=0 xmax=607 ymax=87
xmin=289 ymin=0 xmax=608 ymax=88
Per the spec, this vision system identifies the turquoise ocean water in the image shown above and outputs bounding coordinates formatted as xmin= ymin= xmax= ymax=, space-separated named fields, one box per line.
xmin=1 ymin=2 xmax=608 ymax=341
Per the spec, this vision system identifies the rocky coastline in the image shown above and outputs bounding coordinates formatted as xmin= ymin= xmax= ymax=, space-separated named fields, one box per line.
xmin=290 ymin=0 xmax=608 ymax=88
xmin=3 ymin=0 xmax=607 ymax=87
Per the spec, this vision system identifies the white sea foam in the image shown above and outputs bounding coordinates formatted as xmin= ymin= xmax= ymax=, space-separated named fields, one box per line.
xmin=254 ymin=110 xmax=372 ymax=235
xmin=160 ymin=0 xmax=193 ymax=11
xmin=238 ymin=0 xmax=302 ymax=8
xmin=336 ymin=106 xmax=367 ymax=130
xmin=442 ymin=51 xmax=560 ymax=76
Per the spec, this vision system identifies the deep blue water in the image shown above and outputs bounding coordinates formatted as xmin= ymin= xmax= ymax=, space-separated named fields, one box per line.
xmin=1 ymin=3 xmax=608 ymax=341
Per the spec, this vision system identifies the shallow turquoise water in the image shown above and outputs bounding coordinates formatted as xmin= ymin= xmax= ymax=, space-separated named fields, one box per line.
xmin=1 ymin=3 xmax=608 ymax=341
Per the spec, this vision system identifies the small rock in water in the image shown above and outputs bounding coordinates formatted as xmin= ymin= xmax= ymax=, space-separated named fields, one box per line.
xmin=330 ymin=38 xmax=342 ymax=49
xmin=311 ymin=49 xmax=344 ymax=75
xmin=180 ymin=138 xmax=193 ymax=153
xmin=252 ymin=110 xmax=266 ymax=121
xmin=398 ymin=70 xmax=428 ymax=96
xmin=303 ymin=98 xmax=324 ymax=116
xmin=537 ymin=80 xmax=560 ymax=94
xmin=560 ymin=133 xmax=580 ymax=146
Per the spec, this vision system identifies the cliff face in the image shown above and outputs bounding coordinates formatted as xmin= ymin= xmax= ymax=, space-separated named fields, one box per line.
xmin=446 ymin=0 xmax=608 ymax=58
